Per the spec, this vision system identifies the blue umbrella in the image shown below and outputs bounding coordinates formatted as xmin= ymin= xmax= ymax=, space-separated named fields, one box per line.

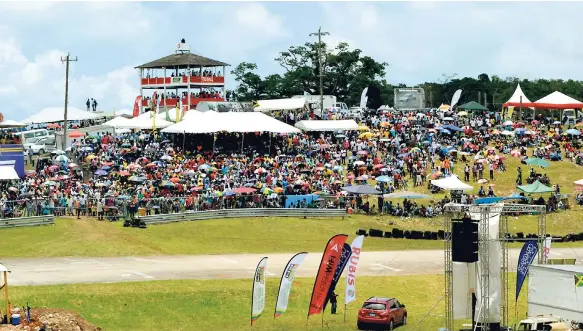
xmin=100 ymin=165 xmax=111 ymax=171
xmin=441 ymin=129 xmax=452 ymax=135
xmin=567 ymin=129 xmax=581 ymax=136
xmin=94 ymin=169 xmax=107 ymax=176
xmin=376 ymin=175 xmax=392 ymax=183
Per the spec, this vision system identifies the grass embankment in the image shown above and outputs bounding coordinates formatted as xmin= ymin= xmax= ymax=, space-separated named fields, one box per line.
xmin=9 ymin=274 xmax=528 ymax=331
xmin=2 ymin=210 xmax=582 ymax=258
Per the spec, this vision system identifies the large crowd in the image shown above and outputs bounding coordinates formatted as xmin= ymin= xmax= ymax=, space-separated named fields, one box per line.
xmin=1 ymin=106 xmax=582 ymax=220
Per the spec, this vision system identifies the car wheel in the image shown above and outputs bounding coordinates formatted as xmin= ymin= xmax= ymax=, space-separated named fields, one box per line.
xmin=38 ymin=149 xmax=44 ymax=155
xmin=388 ymin=320 xmax=394 ymax=330
xmin=402 ymin=315 xmax=407 ymax=325
xmin=357 ymin=322 xmax=364 ymax=330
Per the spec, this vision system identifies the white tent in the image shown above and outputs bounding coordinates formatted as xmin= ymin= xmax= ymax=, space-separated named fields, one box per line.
xmin=0 ymin=120 xmax=27 ymax=128
xmin=294 ymin=120 xmax=359 ymax=131
xmin=503 ymin=83 xmax=535 ymax=108
xmin=102 ymin=116 xmax=133 ymax=128
xmin=117 ymin=116 xmax=173 ymax=129
xmin=534 ymin=91 xmax=583 ymax=109
xmin=0 ymin=166 xmax=19 ymax=180
xmin=574 ymin=179 xmax=583 ymax=186
xmin=162 ymin=112 xmax=301 ymax=134
xmin=22 ymin=107 xmax=99 ymax=124
xmin=254 ymin=98 xmax=306 ymax=112
xmin=431 ymin=175 xmax=473 ymax=191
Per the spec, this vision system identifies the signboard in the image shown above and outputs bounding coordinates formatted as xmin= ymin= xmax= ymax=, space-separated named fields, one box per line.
xmin=172 ymin=77 xmax=182 ymax=84
xmin=394 ymin=87 xmax=425 ymax=110
xmin=201 ymin=76 xmax=214 ymax=83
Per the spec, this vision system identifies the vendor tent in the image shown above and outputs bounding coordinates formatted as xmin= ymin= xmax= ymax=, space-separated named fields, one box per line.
xmin=254 ymin=98 xmax=306 ymax=112
xmin=457 ymin=101 xmax=488 ymax=111
xmin=295 ymin=120 xmax=359 ymax=132
xmin=516 ymin=180 xmax=553 ymax=194
xmin=431 ymin=175 xmax=473 ymax=191
xmin=503 ymin=83 xmax=535 ymax=108
xmin=22 ymin=107 xmax=99 ymax=124
xmin=117 ymin=116 xmax=173 ymax=129
xmin=533 ymin=91 xmax=583 ymax=109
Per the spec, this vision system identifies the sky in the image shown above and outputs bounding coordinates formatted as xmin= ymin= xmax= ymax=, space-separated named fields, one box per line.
xmin=1 ymin=1 xmax=583 ymax=121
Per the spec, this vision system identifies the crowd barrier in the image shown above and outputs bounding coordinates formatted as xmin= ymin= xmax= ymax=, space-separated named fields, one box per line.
xmin=0 ymin=215 xmax=54 ymax=229
xmin=139 ymin=208 xmax=347 ymax=225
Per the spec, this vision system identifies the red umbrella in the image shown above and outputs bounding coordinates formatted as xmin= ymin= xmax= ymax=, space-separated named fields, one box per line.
xmin=119 ymin=171 xmax=131 ymax=176
xmin=68 ymin=130 xmax=84 ymax=138
xmin=233 ymin=187 xmax=257 ymax=194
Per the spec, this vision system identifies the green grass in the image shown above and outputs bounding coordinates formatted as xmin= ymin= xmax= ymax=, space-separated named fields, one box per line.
xmin=1 ymin=208 xmax=583 ymax=258
xmin=8 ymin=274 xmax=529 ymax=331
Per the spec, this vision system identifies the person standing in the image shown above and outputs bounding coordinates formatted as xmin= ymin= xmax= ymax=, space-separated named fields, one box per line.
xmin=489 ymin=163 xmax=495 ymax=180
xmin=86 ymin=99 xmax=91 ymax=111
xmin=464 ymin=164 xmax=470 ymax=182
xmin=92 ymin=99 xmax=98 ymax=112
xmin=329 ymin=291 xmax=338 ymax=314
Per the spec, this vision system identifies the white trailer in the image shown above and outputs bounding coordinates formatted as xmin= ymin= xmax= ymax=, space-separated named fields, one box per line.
xmin=527 ymin=264 xmax=583 ymax=325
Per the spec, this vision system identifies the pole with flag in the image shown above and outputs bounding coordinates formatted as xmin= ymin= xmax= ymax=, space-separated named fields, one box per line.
xmin=515 ymin=240 xmax=539 ymax=323
xmin=323 ymin=242 xmax=351 ymax=320
xmin=251 ymin=257 xmax=268 ymax=327
xmin=274 ymin=252 xmax=308 ymax=323
xmin=345 ymin=235 xmax=364 ymax=323
xmin=307 ymin=234 xmax=348 ymax=325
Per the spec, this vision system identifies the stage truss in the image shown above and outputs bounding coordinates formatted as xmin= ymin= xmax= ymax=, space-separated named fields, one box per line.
xmin=443 ymin=203 xmax=547 ymax=331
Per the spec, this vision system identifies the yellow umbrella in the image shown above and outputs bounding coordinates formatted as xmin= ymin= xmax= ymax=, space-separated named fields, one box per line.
xmin=458 ymin=111 xmax=468 ymax=116
xmin=358 ymin=125 xmax=370 ymax=131
xmin=359 ymin=132 xmax=374 ymax=139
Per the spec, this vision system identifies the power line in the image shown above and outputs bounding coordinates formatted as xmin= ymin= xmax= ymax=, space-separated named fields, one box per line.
xmin=309 ymin=27 xmax=329 ymax=115
xmin=60 ymin=53 xmax=78 ymax=150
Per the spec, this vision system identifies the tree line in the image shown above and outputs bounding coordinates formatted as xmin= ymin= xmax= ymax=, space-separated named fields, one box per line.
xmin=229 ymin=40 xmax=583 ymax=110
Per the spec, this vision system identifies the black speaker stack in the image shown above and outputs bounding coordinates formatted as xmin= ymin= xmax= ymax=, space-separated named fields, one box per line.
xmin=452 ymin=217 xmax=479 ymax=263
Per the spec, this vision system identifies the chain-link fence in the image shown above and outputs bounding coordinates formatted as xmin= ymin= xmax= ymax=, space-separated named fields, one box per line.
xmin=0 ymin=194 xmax=344 ymax=220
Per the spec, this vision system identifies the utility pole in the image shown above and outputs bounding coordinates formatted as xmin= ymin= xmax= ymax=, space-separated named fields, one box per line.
xmin=309 ymin=27 xmax=329 ymax=116
xmin=60 ymin=52 xmax=78 ymax=150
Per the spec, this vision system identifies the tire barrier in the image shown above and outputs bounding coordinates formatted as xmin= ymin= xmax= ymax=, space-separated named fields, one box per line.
xmin=355 ymin=228 xmax=583 ymax=242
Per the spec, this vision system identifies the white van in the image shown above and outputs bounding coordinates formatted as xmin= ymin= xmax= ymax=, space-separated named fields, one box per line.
xmin=19 ymin=129 xmax=50 ymax=143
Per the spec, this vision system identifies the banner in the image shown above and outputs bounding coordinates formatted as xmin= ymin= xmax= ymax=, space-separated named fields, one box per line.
xmin=132 ymin=95 xmax=142 ymax=117
xmin=507 ymin=106 xmax=515 ymax=120
xmin=274 ymin=252 xmax=308 ymax=318
xmin=543 ymin=237 xmax=551 ymax=259
xmin=175 ymin=99 xmax=181 ymax=122
xmin=172 ymin=77 xmax=181 ymax=83
xmin=450 ymin=89 xmax=463 ymax=108
xmin=307 ymin=234 xmax=348 ymax=317
xmin=359 ymin=87 xmax=369 ymax=109
xmin=516 ymin=240 xmax=539 ymax=301
xmin=324 ymin=243 xmax=352 ymax=310
xmin=345 ymin=235 xmax=365 ymax=305
xmin=251 ymin=257 xmax=268 ymax=326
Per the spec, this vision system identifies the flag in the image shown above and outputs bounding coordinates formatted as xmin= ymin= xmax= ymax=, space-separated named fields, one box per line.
xmin=575 ymin=274 xmax=583 ymax=287
xmin=516 ymin=240 xmax=539 ymax=301
xmin=507 ymin=106 xmax=515 ymax=120
xmin=323 ymin=243 xmax=352 ymax=310
xmin=359 ymin=87 xmax=368 ymax=109
xmin=274 ymin=252 xmax=308 ymax=318
xmin=132 ymin=96 xmax=142 ymax=117
xmin=307 ymin=234 xmax=348 ymax=317
xmin=252 ymin=100 xmax=260 ymax=108
xmin=175 ymin=99 xmax=181 ymax=122
xmin=251 ymin=257 xmax=268 ymax=326
xmin=543 ymin=237 xmax=551 ymax=259
xmin=345 ymin=235 xmax=365 ymax=305
xmin=450 ymin=89 xmax=462 ymax=108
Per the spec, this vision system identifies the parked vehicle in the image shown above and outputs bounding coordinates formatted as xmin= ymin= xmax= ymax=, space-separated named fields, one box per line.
xmin=23 ymin=136 xmax=57 ymax=155
xmin=517 ymin=314 xmax=572 ymax=330
xmin=18 ymin=129 xmax=50 ymax=143
xmin=357 ymin=297 xmax=407 ymax=330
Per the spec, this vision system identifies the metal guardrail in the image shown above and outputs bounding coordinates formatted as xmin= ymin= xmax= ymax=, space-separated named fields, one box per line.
xmin=0 ymin=215 xmax=55 ymax=229
xmin=139 ymin=208 xmax=347 ymax=225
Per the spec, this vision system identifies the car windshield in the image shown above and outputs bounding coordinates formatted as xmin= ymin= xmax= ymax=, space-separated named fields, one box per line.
xmin=362 ymin=303 xmax=386 ymax=310
xmin=26 ymin=137 xmax=42 ymax=144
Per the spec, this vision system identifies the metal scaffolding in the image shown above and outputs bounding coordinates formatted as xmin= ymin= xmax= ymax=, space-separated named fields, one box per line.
xmin=443 ymin=203 xmax=547 ymax=331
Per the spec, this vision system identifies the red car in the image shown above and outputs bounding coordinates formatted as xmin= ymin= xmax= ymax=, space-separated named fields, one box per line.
xmin=357 ymin=297 xmax=407 ymax=330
